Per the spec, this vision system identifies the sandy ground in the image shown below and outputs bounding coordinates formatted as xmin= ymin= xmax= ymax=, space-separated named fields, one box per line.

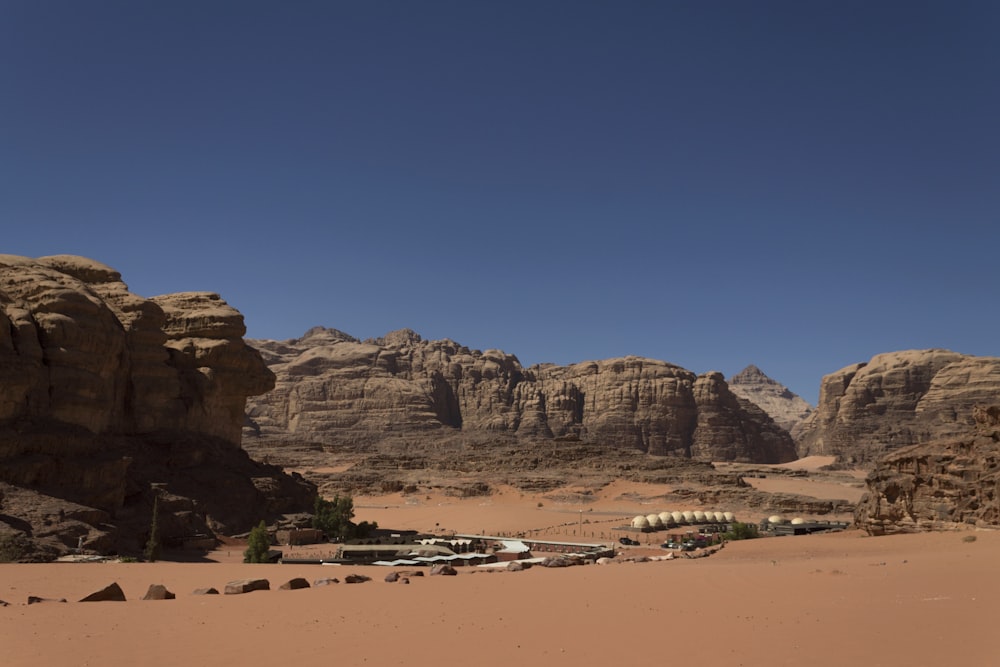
xmin=3 ymin=479 xmax=998 ymax=667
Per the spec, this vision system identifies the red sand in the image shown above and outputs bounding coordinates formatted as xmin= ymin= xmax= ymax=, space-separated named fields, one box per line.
xmin=3 ymin=483 xmax=998 ymax=667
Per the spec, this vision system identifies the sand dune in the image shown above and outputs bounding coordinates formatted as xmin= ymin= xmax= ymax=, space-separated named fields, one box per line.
xmin=3 ymin=483 xmax=998 ymax=667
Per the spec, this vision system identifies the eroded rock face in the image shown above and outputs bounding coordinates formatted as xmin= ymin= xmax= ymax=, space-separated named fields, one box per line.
xmin=855 ymin=405 xmax=1000 ymax=534
xmin=246 ymin=327 xmax=797 ymax=464
xmin=0 ymin=254 xmax=273 ymax=444
xmin=728 ymin=365 xmax=813 ymax=432
xmin=792 ymin=350 xmax=1000 ymax=465
xmin=0 ymin=255 xmax=314 ymax=558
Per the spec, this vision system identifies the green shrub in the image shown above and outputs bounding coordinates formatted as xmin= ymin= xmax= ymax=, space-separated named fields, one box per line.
xmin=723 ymin=521 xmax=760 ymax=541
xmin=243 ymin=521 xmax=271 ymax=563
xmin=312 ymin=494 xmax=377 ymax=541
xmin=0 ymin=533 xmax=33 ymax=562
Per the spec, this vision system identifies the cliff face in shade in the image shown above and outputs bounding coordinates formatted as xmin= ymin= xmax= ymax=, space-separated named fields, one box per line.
xmin=245 ymin=327 xmax=798 ymax=464
xmin=855 ymin=405 xmax=1000 ymax=534
xmin=792 ymin=349 xmax=1000 ymax=466
xmin=728 ymin=365 xmax=813 ymax=432
xmin=0 ymin=255 xmax=314 ymax=558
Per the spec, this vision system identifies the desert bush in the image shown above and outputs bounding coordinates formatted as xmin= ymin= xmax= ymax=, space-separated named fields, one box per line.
xmin=0 ymin=533 xmax=33 ymax=562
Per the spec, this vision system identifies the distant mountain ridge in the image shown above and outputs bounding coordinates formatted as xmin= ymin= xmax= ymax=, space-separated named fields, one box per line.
xmin=245 ymin=327 xmax=798 ymax=464
xmin=728 ymin=365 xmax=814 ymax=433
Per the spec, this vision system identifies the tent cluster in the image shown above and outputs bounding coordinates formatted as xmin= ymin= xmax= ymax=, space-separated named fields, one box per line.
xmin=767 ymin=515 xmax=807 ymax=526
xmin=630 ymin=510 xmax=735 ymax=530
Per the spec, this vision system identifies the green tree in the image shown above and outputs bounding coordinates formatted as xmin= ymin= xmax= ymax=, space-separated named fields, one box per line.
xmin=144 ymin=495 xmax=162 ymax=562
xmin=723 ymin=521 xmax=760 ymax=541
xmin=312 ymin=494 xmax=377 ymax=541
xmin=243 ymin=521 xmax=271 ymax=563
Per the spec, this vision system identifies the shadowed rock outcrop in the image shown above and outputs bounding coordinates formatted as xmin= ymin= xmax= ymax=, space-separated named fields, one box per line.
xmin=793 ymin=350 xmax=1000 ymax=466
xmin=245 ymin=328 xmax=797 ymax=465
xmin=0 ymin=255 xmax=315 ymax=559
xmin=855 ymin=405 xmax=1000 ymax=534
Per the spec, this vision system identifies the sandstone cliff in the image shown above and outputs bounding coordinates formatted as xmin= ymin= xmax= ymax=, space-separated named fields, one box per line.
xmin=0 ymin=255 xmax=314 ymax=559
xmin=855 ymin=405 xmax=1000 ymax=534
xmin=792 ymin=349 xmax=1000 ymax=466
xmin=245 ymin=327 xmax=798 ymax=464
xmin=728 ymin=365 xmax=813 ymax=432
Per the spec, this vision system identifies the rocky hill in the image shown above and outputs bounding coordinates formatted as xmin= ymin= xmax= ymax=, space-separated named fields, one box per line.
xmin=855 ymin=405 xmax=1000 ymax=534
xmin=728 ymin=365 xmax=813 ymax=432
xmin=792 ymin=349 xmax=1000 ymax=466
xmin=0 ymin=255 xmax=314 ymax=560
xmin=244 ymin=327 xmax=798 ymax=465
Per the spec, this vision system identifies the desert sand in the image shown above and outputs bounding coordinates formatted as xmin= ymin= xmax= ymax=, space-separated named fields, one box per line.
xmin=2 ymin=476 xmax=998 ymax=667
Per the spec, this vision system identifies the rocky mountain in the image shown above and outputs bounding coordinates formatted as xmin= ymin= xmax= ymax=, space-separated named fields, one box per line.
xmin=244 ymin=327 xmax=798 ymax=465
xmin=855 ymin=405 xmax=1000 ymax=534
xmin=0 ymin=255 xmax=314 ymax=559
xmin=728 ymin=365 xmax=813 ymax=432
xmin=792 ymin=349 xmax=1000 ymax=466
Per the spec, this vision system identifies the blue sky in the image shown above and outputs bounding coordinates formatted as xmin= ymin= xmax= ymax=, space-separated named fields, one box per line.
xmin=3 ymin=1 xmax=998 ymax=405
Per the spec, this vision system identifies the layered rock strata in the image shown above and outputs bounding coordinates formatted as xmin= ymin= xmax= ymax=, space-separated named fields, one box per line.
xmin=245 ymin=327 xmax=797 ymax=464
xmin=855 ymin=405 xmax=1000 ymax=534
xmin=0 ymin=255 xmax=314 ymax=558
xmin=728 ymin=365 xmax=813 ymax=432
xmin=793 ymin=349 xmax=1000 ymax=465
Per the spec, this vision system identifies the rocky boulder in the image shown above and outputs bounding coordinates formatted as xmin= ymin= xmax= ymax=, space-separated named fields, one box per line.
xmin=793 ymin=350 xmax=1000 ymax=465
xmin=224 ymin=579 xmax=270 ymax=595
xmin=855 ymin=405 xmax=1000 ymax=535
xmin=142 ymin=584 xmax=176 ymax=600
xmin=245 ymin=328 xmax=797 ymax=464
xmin=80 ymin=582 xmax=126 ymax=602
xmin=279 ymin=577 xmax=310 ymax=590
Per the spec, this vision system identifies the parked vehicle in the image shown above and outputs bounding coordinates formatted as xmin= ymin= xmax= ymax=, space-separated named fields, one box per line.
xmin=618 ymin=537 xmax=640 ymax=546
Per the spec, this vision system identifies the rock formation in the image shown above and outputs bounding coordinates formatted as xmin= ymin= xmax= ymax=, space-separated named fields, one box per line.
xmin=792 ymin=349 xmax=1000 ymax=465
xmin=855 ymin=405 xmax=1000 ymax=534
xmin=245 ymin=327 xmax=797 ymax=464
xmin=728 ymin=365 xmax=813 ymax=432
xmin=0 ymin=255 xmax=314 ymax=560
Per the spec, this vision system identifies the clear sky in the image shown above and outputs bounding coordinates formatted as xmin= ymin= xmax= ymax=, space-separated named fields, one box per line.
xmin=3 ymin=1 xmax=998 ymax=405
